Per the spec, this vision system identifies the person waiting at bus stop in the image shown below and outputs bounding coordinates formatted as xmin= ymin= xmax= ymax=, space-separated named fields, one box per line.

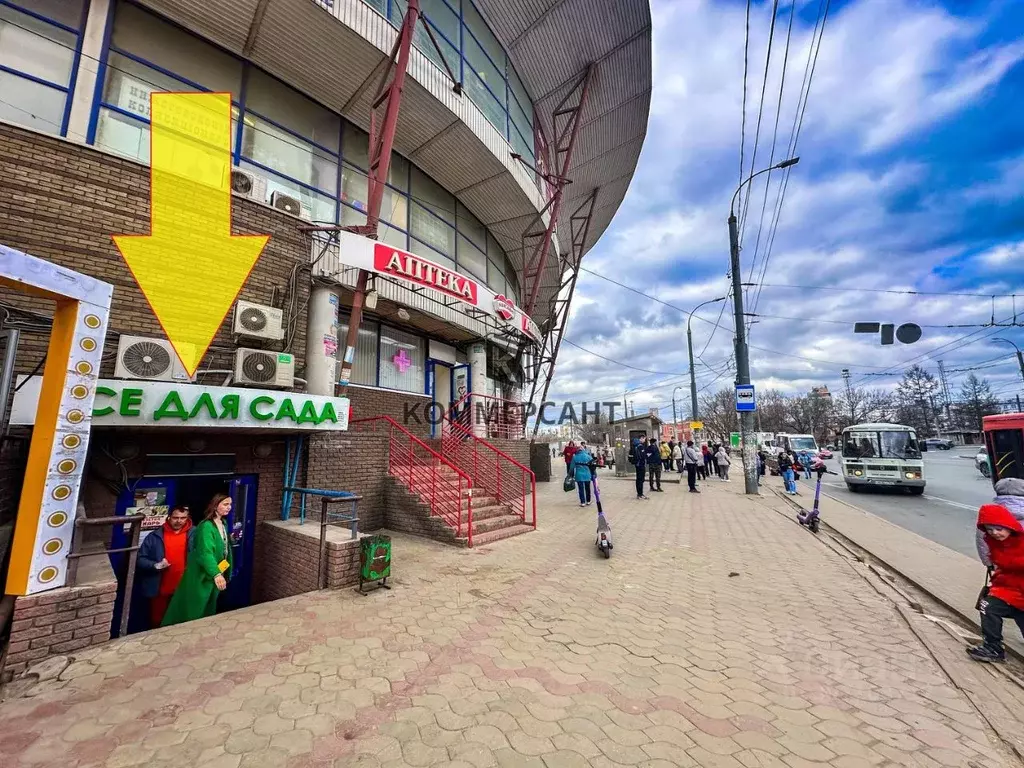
xmin=645 ymin=438 xmax=663 ymax=492
xmin=970 ymin=500 xmax=1024 ymax=663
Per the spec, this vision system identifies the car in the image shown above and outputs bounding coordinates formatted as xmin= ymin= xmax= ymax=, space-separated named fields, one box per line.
xmin=818 ymin=448 xmax=834 ymax=460
xmin=923 ymin=438 xmax=954 ymax=450
xmin=976 ymin=447 xmax=991 ymax=478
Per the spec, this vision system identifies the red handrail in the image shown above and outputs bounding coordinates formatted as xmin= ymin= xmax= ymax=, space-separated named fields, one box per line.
xmin=352 ymin=416 xmax=474 ymax=546
xmin=441 ymin=412 xmax=537 ymax=529
xmin=445 ymin=392 xmax=526 ymax=441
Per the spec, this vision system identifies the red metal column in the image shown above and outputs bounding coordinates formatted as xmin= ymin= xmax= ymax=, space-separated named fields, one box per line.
xmin=520 ymin=65 xmax=594 ymax=317
xmin=527 ymin=189 xmax=598 ymax=440
xmin=336 ymin=0 xmax=465 ymax=388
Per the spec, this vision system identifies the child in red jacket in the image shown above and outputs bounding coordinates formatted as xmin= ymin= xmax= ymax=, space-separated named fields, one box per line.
xmin=969 ymin=503 xmax=1024 ymax=662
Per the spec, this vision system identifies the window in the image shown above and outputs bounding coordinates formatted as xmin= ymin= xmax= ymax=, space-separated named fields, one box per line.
xmin=410 ymin=167 xmax=455 ymax=258
xmin=409 ymin=239 xmax=455 ymax=271
xmin=0 ymin=2 xmax=80 ymax=135
xmin=241 ymin=115 xmax=338 ymax=195
xmin=336 ymin=317 xmax=379 ymax=386
xmin=244 ymin=69 xmax=340 ymax=152
xmin=456 ymin=236 xmax=486 ymax=281
xmin=239 ymin=159 xmax=336 ymax=223
xmin=379 ymin=325 xmax=425 ymax=393
xmin=109 ymin=2 xmax=242 ymax=98
xmin=456 ymin=202 xmax=486 ymax=250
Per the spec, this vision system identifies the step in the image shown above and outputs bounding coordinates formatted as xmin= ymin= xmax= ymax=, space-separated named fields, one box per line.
xmin=458 ymin=523 xmax=534 ymax=548
xmin=468 ymin=513 xmax=527 ymax=536
xmin=459 ymin=504 xmax=512 ymax=524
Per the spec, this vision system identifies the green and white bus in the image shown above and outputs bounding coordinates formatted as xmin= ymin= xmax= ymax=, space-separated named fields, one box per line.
xmin=840 ymin=423 xmax=925 ymax=494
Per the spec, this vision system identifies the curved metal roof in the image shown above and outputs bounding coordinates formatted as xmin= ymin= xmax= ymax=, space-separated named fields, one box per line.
xmin=132 ymin=0 xmax=651 ymax=327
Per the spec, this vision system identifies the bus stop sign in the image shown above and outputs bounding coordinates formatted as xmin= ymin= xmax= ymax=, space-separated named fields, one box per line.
xmin=735 ymin=384 xmax=756 ymax=412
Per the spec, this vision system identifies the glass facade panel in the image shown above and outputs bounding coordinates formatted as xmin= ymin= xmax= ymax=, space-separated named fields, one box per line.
xmin=336 ymin=318 xmax=379 ymax=387
xmin=463 ymin=2 xmax=503 ymax=69
xmin=410 ymin=239 xmax=455 ymax=272
xmin=410 ymin=165 xmax=453 ymax=218
xmin=456 ymin=202 xmax=486 ymax=250
xmin=242 ymin=116 xmax=338 ymax=195
xmin=95 ymin=106 xmax=149 ymax=161
xmin=0 ymin=70 xmax=65 ymax=133
xmin=239 ymin=160 xmax=336 ymax=223
xmin=379 ymin=325 xmax=425 ymax=393
xmin=244 ymin=69 xmax=340 ymax=152
xmin=110 ymin=2 xmax=242 ymax=97
xmin=13 ymin=0 xmax=84 ymax=28
xmin=411 ymin=204 xmax=455 ymax=258
xmin=457 ymin=236 xmax=487 ymax=281
xmin=0 ymin=4 xmax=76 ymax=85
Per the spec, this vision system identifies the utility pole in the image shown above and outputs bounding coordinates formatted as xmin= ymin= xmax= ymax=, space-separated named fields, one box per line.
xmin=728 ymin=157 xmax=799 ymax=494
xmin=841 ymin=368 xmax=855 ymax=422
xmin=937 ymin=360 xmax=952 ymax=430
xmin=672 ymin=386 xmax=682 ymax=442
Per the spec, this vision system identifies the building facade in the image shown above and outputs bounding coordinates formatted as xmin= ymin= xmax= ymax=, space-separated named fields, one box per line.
xmin=0 ymin=0 xmax=651 ymax=678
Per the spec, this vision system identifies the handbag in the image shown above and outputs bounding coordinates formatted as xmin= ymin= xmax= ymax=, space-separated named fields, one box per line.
xmin=563 ymin=474 xmax=576 ymax=492
xmin=976 ymin=567 xmax=993 ymax=611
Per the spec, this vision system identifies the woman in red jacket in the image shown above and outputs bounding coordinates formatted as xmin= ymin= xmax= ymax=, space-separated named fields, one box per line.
xmin=970 ymin=503 xmax=1024 ymax=662
xmin=562 ymin=441 xmax=577 ymax=478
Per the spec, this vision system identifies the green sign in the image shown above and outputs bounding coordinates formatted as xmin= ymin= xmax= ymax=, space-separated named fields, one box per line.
xmin=730 ymin=432 xmax=741 ymax=448
xmin=12 ymin=379 xmax=350 ymax=431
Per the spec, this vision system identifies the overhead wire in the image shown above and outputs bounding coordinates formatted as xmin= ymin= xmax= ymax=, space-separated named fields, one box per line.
xmin=738 ymin=0 xmax=752 ymax=220
xmin=748 ymin=0 xmax=832 ymax=328
xmin=744 ymin=0 xmax=797 ymax=330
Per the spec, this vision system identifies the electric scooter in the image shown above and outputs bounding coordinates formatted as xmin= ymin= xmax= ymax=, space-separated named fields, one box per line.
xmin=592 ymin=465 xmax=613 ymax=558
xmin=797 ymin=458 xmax=836 ymax=534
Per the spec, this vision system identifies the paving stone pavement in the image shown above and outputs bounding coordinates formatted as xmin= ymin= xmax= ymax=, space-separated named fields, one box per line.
xmin=0 ymin=472 xmax=1017 ymax=768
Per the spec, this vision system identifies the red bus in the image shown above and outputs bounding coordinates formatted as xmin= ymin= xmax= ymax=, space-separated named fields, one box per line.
xmin=982 ymin=413 xmax=1024 ymax=484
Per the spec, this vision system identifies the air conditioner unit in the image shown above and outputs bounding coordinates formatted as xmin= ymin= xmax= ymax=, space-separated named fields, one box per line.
xmin=233 ymin=300 xmax=285 ymax=341
xmin=234 ymin=348 xmax=294 ymax=388
xmin=270 ymin=191 xmax=312 ymax=220
xmin=115 ymin=336 xmax=194 ymax=382
xmin=230 ymin=169 xmax=268 ymax=204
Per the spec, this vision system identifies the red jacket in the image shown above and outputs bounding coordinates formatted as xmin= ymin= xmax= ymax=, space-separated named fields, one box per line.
xmin=562 ymin=445 xmax=577 ymax=465
xmin=978 ymin=504 xmax=1024 ymax=610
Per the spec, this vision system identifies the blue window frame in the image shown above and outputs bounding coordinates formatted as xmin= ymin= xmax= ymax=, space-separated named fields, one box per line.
xmin=0 ymin=0 xmax=87 ymax=137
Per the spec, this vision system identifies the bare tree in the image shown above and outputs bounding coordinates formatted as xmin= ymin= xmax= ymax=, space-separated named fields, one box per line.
xmin=953 ymin=373 xmax=1001 ymax=433
xmin=834 ymin=387 xmax=893 ymax=431
xmin=698 ymin=387 xmax=739 ymax=443
xmin=574 ymin=410 xmax=611 ymax=445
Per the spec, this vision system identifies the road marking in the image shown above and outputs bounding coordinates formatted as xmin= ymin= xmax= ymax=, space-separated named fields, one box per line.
xmin=922 ymin=495 xmax=977 ymax=511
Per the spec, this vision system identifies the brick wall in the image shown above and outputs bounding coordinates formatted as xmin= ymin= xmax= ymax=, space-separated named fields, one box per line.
xmin=1 ymin=552 xmax=117 ymax=682
xmin=256 ymin=521 xmax=360 ymax=602
xmin=0 ymin=123 xmax=310 ymax=380
xmin=306 ymin=432 xmax=389 ymax=532
xmin=382 ymin=477 xmax=461 ymax=543
xmin=346 ymin=386 xmax=432 ymax=438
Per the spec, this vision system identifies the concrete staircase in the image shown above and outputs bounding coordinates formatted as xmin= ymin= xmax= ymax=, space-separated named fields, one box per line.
xmin=388 ymin=464 xmax=533 ymax=547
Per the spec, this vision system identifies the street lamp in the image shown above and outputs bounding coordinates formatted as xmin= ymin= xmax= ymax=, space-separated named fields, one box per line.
xmin=729 ymin=156 xmax=800 ymax=495
xmin=687 ymin=297 xmax=727 ymax=425
xmin=993 ymin=338 xmax=1024 ymax=383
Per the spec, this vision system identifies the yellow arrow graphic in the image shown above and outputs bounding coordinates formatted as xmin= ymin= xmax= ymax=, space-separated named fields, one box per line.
xmin=113 ymin=92 xmax=269 ymax=377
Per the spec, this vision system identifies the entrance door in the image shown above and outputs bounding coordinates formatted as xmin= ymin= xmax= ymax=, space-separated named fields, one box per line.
xmin=221 ymin=474 xmax=258 ymax=611
xmin=427 ymin=359 xmax=453 ymax=438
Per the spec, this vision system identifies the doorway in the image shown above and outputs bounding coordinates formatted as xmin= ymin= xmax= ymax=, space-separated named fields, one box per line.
xmin=109 ymin=472 xmax=259 ymax=635
xmin=427 ymin=359 xmax=453 ymax=438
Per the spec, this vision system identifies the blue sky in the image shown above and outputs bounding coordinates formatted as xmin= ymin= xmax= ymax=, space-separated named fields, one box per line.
xmin=547 ymin=0 xmax=1024 ymax=419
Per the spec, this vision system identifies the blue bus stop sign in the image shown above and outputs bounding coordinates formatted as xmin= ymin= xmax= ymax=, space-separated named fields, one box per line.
xmin=735 ymin=384 xmax=756 ymax=412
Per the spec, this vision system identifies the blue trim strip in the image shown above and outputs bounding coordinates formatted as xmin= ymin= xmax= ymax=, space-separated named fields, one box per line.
xmin=85 ymin=0 xmax=114 ymax=145
xmin=60 ymin=0 xmax=91 ymax=137
xmin=0 ymin=63 xmax=68 ymax=91
xmin=234 ymin=64 xmax=249 ymax=165
xmin=0 ymin=0 xmax=81 ymax=34
xmin=240 ymin=156 xmax=338 ymax=200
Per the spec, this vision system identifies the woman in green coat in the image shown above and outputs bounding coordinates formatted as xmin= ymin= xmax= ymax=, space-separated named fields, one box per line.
xmin=161 ymin=493 xmax=233 ymax=627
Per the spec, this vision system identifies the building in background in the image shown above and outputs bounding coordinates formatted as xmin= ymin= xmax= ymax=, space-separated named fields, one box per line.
xmin=0 ymin=0 xmax=651 ymax=677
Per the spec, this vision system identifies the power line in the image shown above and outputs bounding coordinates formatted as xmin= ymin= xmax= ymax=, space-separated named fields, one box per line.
xmin=738 ymin=0 xmax=752 ymax=220
xmin=561 ymin=339 xmax=693 ymax=376
xmin=748 ymin=0 xmax=832 ymax=327
xmin=756 ymin=282 xmax=1018 ymax=299
xmin=738 ymin=0 xmax=781 ymax=246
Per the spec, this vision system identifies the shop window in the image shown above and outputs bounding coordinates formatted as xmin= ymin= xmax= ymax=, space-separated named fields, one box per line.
xmin=241 ymin=115 xmax=338 ymax=196
xmin=456 ymin=236 xmax=487 ymax=281
xmin=244 ymin=69 xmax=340 ymax=152
xmin=110 ymin=1 xmax=242 ymax=98
xmin=337 ymin=317 xmax=379 ymax=387
xmin=379 ymin=325 xmax=425 ymax=393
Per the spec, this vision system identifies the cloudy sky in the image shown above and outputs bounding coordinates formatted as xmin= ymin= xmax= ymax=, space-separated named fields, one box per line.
xmin=547 ymin=0 xmax=1024 ymax=420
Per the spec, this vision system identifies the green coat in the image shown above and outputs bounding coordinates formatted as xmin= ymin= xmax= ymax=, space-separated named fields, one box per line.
xmin=161 ymin=519 xmax=233 ymax=627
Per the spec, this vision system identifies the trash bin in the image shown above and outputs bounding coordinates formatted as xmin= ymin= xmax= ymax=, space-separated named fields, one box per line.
xmin=359 ymin=534 xmax=391 ymax=594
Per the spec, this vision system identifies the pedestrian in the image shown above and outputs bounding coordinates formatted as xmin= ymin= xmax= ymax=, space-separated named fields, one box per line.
xmin=701 ymin=444 xmax=713 ymax=481
xmin=716 ymin=445 xmax=731 ymax=481
xmin=660 ymin=440 xmax=671 ymax=471
xmin=968 ymin=502 xmax=1024 ymax=663
xmin=684 ymin=440 xmax=701 ymax=493
xmin=801 ymin=450 xmax=814 ymax=479
xmin=977 ymin=479 xmax=1024 ymax=567
xmin=646 ymin=437 xmax=663 ymax=492
xmin=571 ymin=442 xmax=594 ymax=507
xmin=671 ymin=441 xmax=683 ymax=474
xmin=562 ymin=441 xmax=577 ymax=478
xmin=709 ymin=443 xmax=721 ymax=478
xmin=162 ymin=494 xmax=234 ymax=627
xmin=778 ymin=451 xmax=796 ymax=494
xmin=757 ymin=449 xmax=767 ymax=487
xmin=135 ymin=505 xmax=193 ymax=629
xmin=630 ymin=436 xmax=649 ymax=499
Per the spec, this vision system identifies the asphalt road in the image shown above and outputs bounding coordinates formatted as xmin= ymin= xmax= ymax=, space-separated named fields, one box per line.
xmin=793 ymin=447 xmax=993 ymax=558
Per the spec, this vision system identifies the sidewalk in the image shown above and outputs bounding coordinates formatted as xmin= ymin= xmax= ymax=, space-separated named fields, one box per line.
xmin=0 ymin=474 xmax=1014 ymax=768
